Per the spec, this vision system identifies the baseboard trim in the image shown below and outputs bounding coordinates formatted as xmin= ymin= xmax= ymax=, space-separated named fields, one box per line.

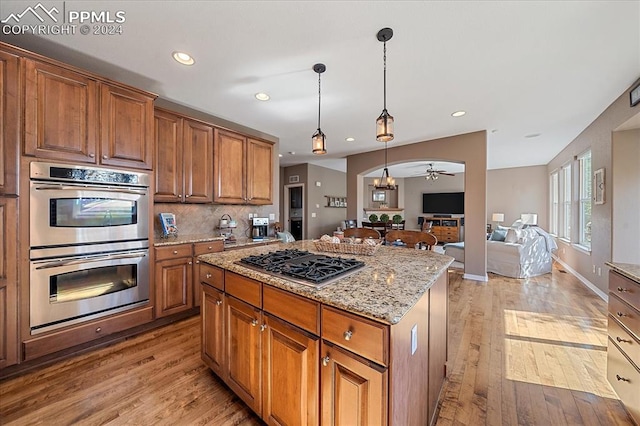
xmin=463 ymin=272 xmax=488 ymax=282
xmin=552 ymin=255 xmax=608 ymax=301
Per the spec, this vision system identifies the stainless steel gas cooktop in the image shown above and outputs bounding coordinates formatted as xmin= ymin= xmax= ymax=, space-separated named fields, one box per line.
xmin=238 ymin=249 xmax=365 ymax=288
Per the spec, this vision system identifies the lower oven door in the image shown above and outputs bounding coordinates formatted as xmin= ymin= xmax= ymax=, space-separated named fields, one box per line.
xmin=30 ymin=249 xmax=150 ymax=334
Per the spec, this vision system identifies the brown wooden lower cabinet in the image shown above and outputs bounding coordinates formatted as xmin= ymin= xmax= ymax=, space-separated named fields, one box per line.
xmin=0 ymin=197 xmax=18 ymax=368
xmin=320 ymin=341 xmax=387 ymax=426
xmin=155 ymin=257 xmax=193 ymax=317
xmin=201 ymin=265 xmax=448 ymax=426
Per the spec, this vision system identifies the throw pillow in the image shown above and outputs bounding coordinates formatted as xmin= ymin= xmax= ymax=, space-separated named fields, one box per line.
xmin=490 ymin=228 xmax=507 ymax=241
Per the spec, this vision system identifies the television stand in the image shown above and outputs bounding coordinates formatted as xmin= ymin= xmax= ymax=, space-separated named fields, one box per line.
xmin=421 ymin=216 xmax=461 ymax=243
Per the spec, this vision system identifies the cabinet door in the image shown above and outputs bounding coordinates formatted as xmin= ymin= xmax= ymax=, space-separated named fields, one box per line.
xmin=0 ymin=198 xmax=18 ymax=368
xmin=154 ymin=109 xmax=183 ymax=202
xmin=226 ymin=295 xmax=262 ymax=415
xmin=100 ymin=83 xmax=154 ymax=170
xmin=214 ymin=129 xmax=246 ymax=204
xmin=321 ymin=342 xmax=387 ymax=426
xmin=155 ymin=257 xmax=193 ymax=318
xmin=183 ymin=119 xmax=214 ymax=203
xmin=247 ymin=138 xmax=273 ymax=205
xmin=262 ymin=314 xmax=319 ymax=426
xmin=24 ymin=59 xmax=99 ymax=163
xmin=0 ymin=50 xmax=19 ymax=196
xmin=201 ymin=284 xmax=225 ymax=378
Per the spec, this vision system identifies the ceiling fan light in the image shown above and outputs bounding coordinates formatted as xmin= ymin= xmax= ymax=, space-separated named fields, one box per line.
xmin=376 ymin=109 xmax=394 ymax=142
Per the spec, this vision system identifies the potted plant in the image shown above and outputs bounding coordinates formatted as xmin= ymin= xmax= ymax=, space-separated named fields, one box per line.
xmin=379 ymin=213 xmax=390 ymax=223
xmin=392 ymin=214 xmax=403 ymax=224
xmin=368 ymin=214 xmax=379 ymax=223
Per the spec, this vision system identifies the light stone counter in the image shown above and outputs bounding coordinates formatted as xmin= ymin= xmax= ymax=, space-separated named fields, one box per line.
xmin=198 ymin=240 xmax=454 ymax=325
xmin=154 ymin=234 xmax=279 ymax=249
xmin=606 ymin=262 xmax=640 ymax=283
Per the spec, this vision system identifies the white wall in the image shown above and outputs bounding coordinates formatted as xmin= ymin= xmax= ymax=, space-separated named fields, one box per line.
xmin=612 ymin=128 xmax=640 ymax=263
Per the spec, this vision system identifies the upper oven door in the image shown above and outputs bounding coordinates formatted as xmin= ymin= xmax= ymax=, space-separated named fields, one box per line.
xmin=30 ymin=181 xmax=149 ymax=247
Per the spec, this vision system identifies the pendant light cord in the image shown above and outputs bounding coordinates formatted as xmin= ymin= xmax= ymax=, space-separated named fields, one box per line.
xmin=383 ymin=40 xmax=387 ymax=110
xmin=317 ymin=72 xmax=321 ymax=129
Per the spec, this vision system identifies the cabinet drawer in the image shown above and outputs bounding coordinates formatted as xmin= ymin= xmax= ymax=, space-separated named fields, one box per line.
xmin=322 ymin=306 xmax=389 ymax=366
xmin=200 ymin=263 xmax=224 ymax=291
xmin=610 ymin=271 xmax=640 ymax=311
xmin=609 ymin=294 xmax=640 ymax=341
xmin=263 ymin=285 xmax=320 ymax=335
xmin=609 ymin=315 xmax=640 ymax=365
xmin=193 ymin=240 xmax=224 ymax=255
xmin=226 ymin=271 xmax=262 ymax=308
xmin=607 ymin=339 xmax=640 ymax=424
xmin=155 ymin=244 xmax=193 ymax=261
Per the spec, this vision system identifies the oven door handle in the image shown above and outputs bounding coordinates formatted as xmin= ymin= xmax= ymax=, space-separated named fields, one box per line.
xmin=34 ymin=184 xmax=147 ymax=196
xmin=34 ymin=252 xmax=148 ymax=270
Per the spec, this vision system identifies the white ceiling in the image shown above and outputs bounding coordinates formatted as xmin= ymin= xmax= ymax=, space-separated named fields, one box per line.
xmin=2 ymin=1 xmax=639 ymax=178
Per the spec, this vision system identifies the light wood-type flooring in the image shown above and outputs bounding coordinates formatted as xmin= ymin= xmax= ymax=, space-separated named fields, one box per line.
xmin=0 ymin=264 xmax=635 ymax=425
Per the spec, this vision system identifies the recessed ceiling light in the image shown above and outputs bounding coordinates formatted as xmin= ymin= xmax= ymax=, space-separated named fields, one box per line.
xmin=525 ymin=133 xmax=541 ymax=138
xmin=345 ymin=137 xmax=355 ymax=142
xmin=255 ymin=92 xmax=270 ymax=101
xmin=172 ymin=51 xmax=194 ymax=65
xmin=278 ymin=154 xmax=283 ymax=158
xmin=451 ymin=111 xmax=466 ymax=117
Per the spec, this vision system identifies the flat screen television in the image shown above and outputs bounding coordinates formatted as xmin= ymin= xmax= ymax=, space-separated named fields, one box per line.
xmin=422 ymin=192 xmax=464 ymax=214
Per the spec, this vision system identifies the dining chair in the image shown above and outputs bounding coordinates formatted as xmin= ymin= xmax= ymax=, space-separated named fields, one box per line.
xmin=386 ymin=230 xmax=438 ymax=250
xmin=343 ymin=227 xmax=381 ymax=239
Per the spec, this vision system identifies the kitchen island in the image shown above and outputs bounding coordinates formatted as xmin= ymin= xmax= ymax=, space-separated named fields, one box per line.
xmin=198 ymin=240 xmax=453 ymax=425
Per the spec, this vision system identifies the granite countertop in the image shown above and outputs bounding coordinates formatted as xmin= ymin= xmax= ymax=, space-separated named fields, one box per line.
xmin=153 ymin=234 xmax=279 ymax=248
xmin=198 ymin=240 xmax=454 ymax=325
xmin=606 ymin=262 xmax=640 ymax=283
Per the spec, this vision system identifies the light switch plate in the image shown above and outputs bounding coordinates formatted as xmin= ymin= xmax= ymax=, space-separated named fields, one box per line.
xmin=411 ymin=324 xmax=418 ymax=355
xmin=311 ymin=212 xmax=316 ymax=218
xmin=269 ymin=213 xmax=275 ymax=220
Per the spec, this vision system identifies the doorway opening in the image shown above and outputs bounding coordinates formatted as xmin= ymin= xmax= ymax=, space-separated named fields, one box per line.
xmin=284 ymin=184 xmax=304 ymax=240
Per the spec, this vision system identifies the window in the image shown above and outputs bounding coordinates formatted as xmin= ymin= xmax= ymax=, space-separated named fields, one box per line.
xmin=549 ymin=171 xmax=559 ymax=235
xmin=561 ymin=164 xmax=572 ymax=239
xmin=578 ymin=150 xmax=592 ymax=249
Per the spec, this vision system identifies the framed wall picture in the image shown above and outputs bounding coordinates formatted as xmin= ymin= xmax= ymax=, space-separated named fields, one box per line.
xmin=594 ymin=168 xmax=605 ymax=205
xmin=372 ymin=190 xmax=386 ymax=202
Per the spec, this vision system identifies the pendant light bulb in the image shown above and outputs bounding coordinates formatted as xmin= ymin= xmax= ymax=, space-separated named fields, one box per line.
xmin=376 ymin=27 xmax=394 ymax=143
xmin=312 ymin=63 xmax=327 ymax=155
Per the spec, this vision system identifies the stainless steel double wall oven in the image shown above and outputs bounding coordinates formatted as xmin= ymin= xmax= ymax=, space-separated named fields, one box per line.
xmin=29 ymin=162 xmax=151 ymax=334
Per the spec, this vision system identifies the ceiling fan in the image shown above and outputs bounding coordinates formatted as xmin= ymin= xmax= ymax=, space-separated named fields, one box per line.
xmin=412 ymin=163 xmax=456 ymax=180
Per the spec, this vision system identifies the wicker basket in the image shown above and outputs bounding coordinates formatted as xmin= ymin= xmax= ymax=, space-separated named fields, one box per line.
xmin=313 ymin=239 xmax=381 ymax=256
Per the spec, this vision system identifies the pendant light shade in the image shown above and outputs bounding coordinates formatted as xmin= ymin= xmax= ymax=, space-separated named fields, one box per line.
xmin=376 ymin=27 xmax=394 ymax=142
xmin=312 ymin=63 xmax=327 ymax=155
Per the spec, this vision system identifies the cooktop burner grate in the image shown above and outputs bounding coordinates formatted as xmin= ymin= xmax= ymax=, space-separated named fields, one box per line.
xmin=239 ymin=249 xmax=365 ymax=287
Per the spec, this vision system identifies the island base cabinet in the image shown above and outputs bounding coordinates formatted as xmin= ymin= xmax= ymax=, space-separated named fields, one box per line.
xmin=226 ymin=295 xmax=263 ymax=416
xmin=607 ymin=339 xmax=640 ymax=423
xmin=321 ymin=341 xmax=388 ymax=426
xmin=201 ymin=284 xmax=225 ymax=378
xmin=262 ymin=314 xmax=319 ymax=426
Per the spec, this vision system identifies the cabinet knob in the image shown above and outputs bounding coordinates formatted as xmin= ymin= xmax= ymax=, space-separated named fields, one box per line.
xmin=188 ymin=261 xmax=192 ymax=265
xmin=195 ymin=260 xmax=200 ymax=264
xmin=185 ymin=195 xmax=190 ymax=198
xmin=173 ymin=250 xmax=178 ymax=255
xmin=208 ymin=246 xmax=213 ymax=250
xmin=617 ymin=287 xmax=629 ymax=292
xmin=616 ymin=336 xmax=632 ymax=344
xmin=251 ymin=319 xmax=259 ymax=327
xmin=102 ymin=155 xmax=108 ymax=159
xmin=322 ymin=356 xmax=330 ymax=367
xmin=616 ymin=374 xmax=630 ymax=382
xmin=616 ymin=311 xmax=626 ymax=318
xmin=343 ymin=330 xmax=353 ymax=341
xmin=177 ymin=194 xmax=181 ymax=198
xmin=95 ymin=327 xmax=102 ymax=333
xmin=260 ymin=324 xmax=268 ymax=332
xmin=206 ymin=273 xmax=212 ymax=279
xmin=215 ymin=300 xmax=222 ymax=306
xmin=89 ymin=153 xmax=95 ymax=158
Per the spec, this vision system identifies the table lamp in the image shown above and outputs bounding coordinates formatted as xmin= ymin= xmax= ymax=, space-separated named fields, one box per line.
xmin=492 ymin=213 xmax=504 ymax=228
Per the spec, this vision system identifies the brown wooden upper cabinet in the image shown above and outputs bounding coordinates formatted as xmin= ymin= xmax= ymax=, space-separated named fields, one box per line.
xmin=214 ymin=129 xmax=273 ymax=205
xmin=0 ymin=49 xmax=19 ymax=196
xmin=23 ymin=58 xmax=155 ymax=170
xmin=154 ymin=109 xmax=214 ymax=203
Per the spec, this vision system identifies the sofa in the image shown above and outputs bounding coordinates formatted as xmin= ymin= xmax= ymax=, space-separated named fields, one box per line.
xmin=444 ymin=226 xmax=557 ymax=278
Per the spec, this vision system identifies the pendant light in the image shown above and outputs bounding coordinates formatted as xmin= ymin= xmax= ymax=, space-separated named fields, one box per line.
xmin=373 ymin=142 xmax=396 ymax=190
xmin=376 ymin=27 xmax=394 ymax=142
xmin=312 ymin=63 xmax=327 ymax=155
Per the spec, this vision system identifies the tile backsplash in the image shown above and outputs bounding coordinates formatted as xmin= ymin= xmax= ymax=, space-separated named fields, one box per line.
xmin=153 ymin=203 xmax=278 ymax=239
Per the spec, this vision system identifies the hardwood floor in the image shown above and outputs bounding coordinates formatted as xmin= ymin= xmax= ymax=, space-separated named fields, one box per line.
xmin=0 ymin=264 xmax=634 ymax=425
